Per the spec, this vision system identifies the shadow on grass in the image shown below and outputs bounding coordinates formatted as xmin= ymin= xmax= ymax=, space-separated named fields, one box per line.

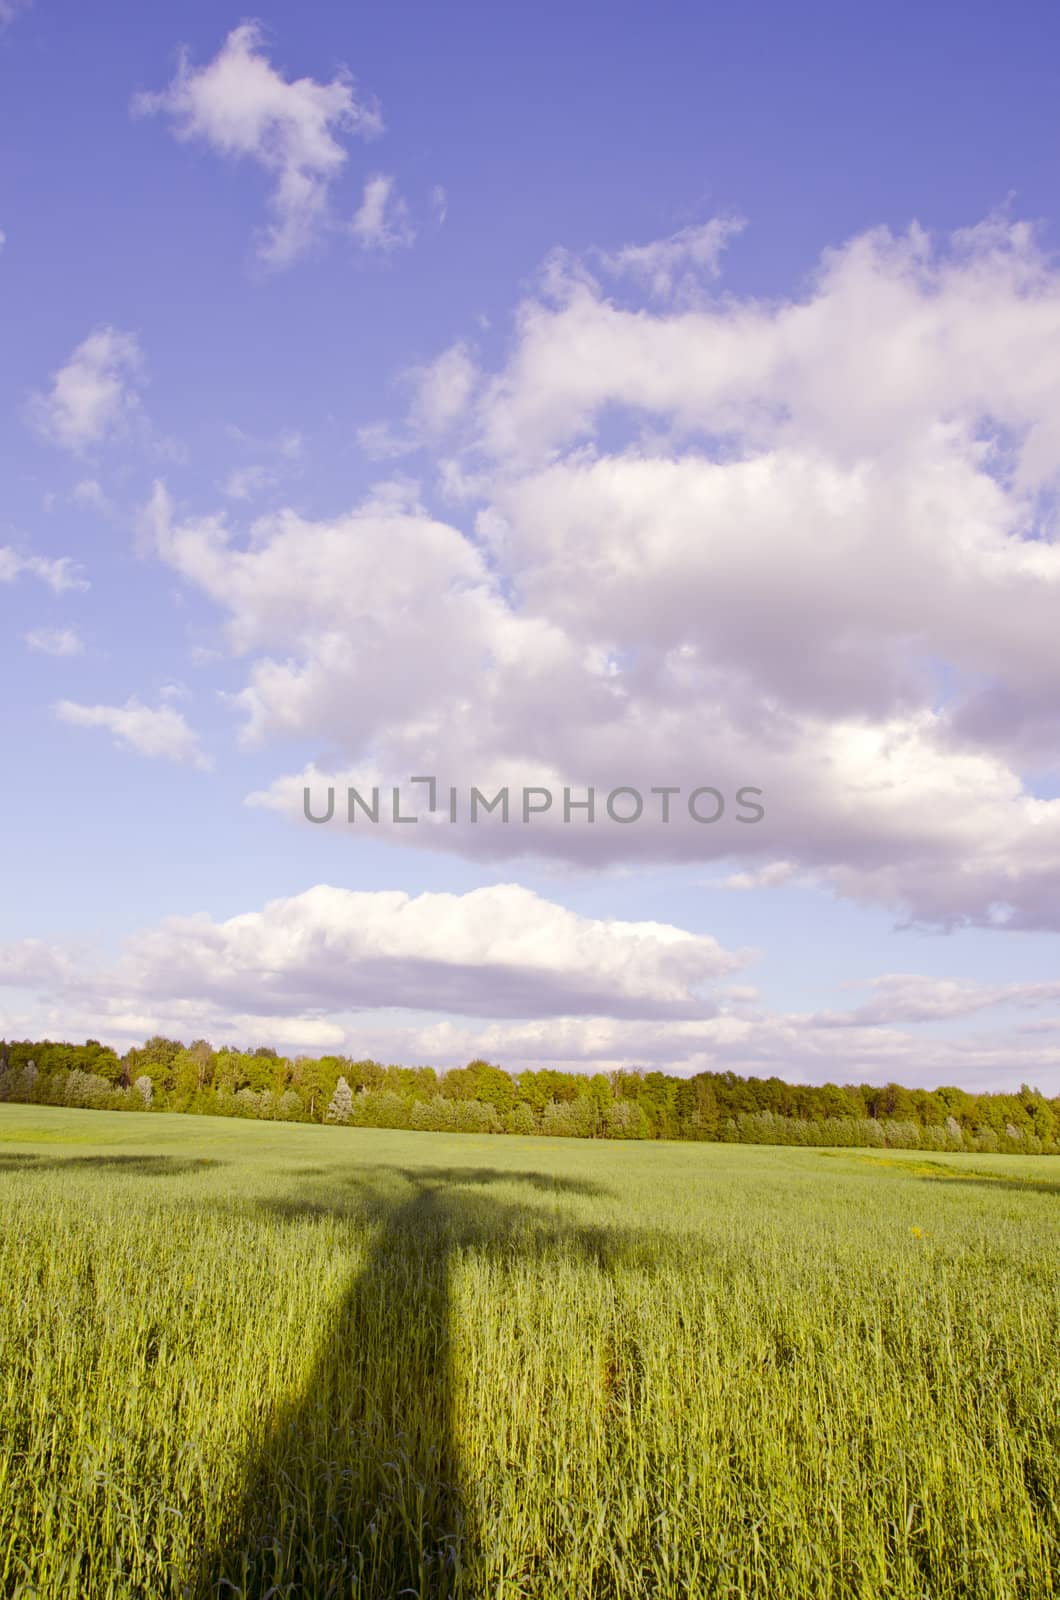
xmin=820 ymin=1151 xmax=1060 ymax=1198
xmin=189 ymin=1163 xmax=642 ymax=1600
xmin=0 ymin=1152 xmax=224 ymax=1175
xmin=915 ymin=1171 xmax=1060 ymax=1198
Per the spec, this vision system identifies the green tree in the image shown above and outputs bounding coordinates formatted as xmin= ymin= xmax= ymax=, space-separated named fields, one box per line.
xmin=678 ymin=1075 xmax=720 ymax=1140
xmin=294 ymin=1056 xmax=343 ymax=1121
xmin=466 ymin=1061 xmax=516 ymax=1116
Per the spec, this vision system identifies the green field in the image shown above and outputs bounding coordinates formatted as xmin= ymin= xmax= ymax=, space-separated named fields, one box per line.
xmin=0 ymin=1105 xmax=1058 ymax=1599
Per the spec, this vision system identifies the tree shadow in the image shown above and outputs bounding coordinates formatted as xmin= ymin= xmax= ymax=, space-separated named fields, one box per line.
xmin=915 ymin=1170 xmax=1060 ymax=1198
xmin=188 ymin=1162 xmax=634 ymax=1600
xmin=818 ymin=1152 xmax=1060 ymax=1200
xmin=0 ymin=1152 xmax=224 ymax=1175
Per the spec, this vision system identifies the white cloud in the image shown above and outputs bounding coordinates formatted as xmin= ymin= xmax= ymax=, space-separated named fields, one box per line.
xmin=72 ymin=478 xmax=113 ymax=513
xmin=223 ymin=463 xmax=278 ymax=500
xmin=350 ymin=173 xmax=414 ymax=251
xmin=0 ymin=0 xmax=29 ymax=27
xmin=474 ymin=216 xmax=1060 ymax=469
xmin=599 ymin=216 xmax=746 ymax=301
xmin=134 ymin=22 xmax=383 ymax=267
xmin=115 ymin=882 xmax=745 ymax=1020
xmin=221 ymin=426 xmax=304 ymax=496
xmin=719 ymin=861 xmax=804 ymax=891
xmin=408 ymin=341 xmax=477 ymax=433
xmin=0 ymin=883 xmax=746 ymax=1050
xmin=143 ymin=215 xmax=1060 ymax=933
xmin=356 ymin=343 xmax=478 ymax=459
xmin=143 ymin=477 xmax=503 ymax=753
xmin=6 ymin=907 xmax=1060 ymax=1091
xmin=55 ymin=696 xmax=210 ymax=769
xmin=23 ymin=627 xmax=83 ymax=657
xmin=0 ymin=939 xmax=82 ymax=991
xmin=29 ymin=327 xmax=144 ymax=453
xmin=397 ymin=1010 xmax=1060 ymax=1094
xmin=355 ymin=420 xmax=415 ymax=461
xmin=0 ymin=546 xmax=88 ymax=592
xmin=810 ymin=972 xmax=1060 ymax=1027
xmin=431 ymin=184 xmax=448 ymax=225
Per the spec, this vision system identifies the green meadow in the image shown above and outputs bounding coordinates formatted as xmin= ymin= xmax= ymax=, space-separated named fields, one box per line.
xmin=0 ymin=1104 xmax=1058 ymax=1599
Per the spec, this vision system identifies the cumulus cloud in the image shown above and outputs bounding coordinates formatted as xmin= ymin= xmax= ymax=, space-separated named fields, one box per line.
xmin=470 ymin=216 xmax=1060 ymax=473
xmin=0 ymin=939 xmax=82 ymax=991
xmin=350 ymin=173 xmax=414 ymax=251
xmin=29 ymin=327 xmax=144 ymax=453
xmin=118 ymin=882 xmax=745 ymax=1020
xmin=55 ymin=696 xmax=210 ymax=769
xmin=143 ymin=215 xmax=1060 ymax=933
xmin=23 ymin=627 xmax=83 ymax=657
xmin=0 ymin=883 xmax=746 ymax=1047
xmin=143 ymin=477 xmax=504 ymax=753
xmin=5 ymin=906 xmax=1060 ymax=1091
xmin=134 ymin=22 xmax=383 ymax=266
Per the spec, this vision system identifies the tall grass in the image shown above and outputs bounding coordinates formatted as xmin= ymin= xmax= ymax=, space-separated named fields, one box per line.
xmin=0 ymin=1104 xmax=1057 ymax=1598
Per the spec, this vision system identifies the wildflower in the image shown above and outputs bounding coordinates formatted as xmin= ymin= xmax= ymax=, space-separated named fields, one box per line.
xmin=910 ymin=1226 xmax=924 ymax=1239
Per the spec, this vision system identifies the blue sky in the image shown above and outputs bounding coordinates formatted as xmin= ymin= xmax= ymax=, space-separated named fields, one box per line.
xmin=4 ymin=0 xmax=1060 ymax=1088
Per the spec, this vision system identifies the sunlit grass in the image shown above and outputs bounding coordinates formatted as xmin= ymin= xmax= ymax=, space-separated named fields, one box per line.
xmin=1 ymin=1104 xmax=1058 ymax=1598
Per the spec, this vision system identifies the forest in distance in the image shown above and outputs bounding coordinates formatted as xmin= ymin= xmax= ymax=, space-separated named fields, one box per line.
xmin=1 ymin=1035 xmax=1057 ymax=1154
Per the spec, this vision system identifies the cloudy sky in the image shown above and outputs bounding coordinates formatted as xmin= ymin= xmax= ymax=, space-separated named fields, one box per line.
xmin=3 ymin=0 xmax=1060 ymax=1090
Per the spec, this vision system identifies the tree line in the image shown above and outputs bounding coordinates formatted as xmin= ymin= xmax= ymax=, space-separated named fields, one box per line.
xmin=1 ymin=1035 xmax=1057 ymax=1154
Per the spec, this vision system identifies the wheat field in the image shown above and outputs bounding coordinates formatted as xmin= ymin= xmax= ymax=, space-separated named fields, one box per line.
xmin=0 ymin=1103 xmax=1057 ymax=1599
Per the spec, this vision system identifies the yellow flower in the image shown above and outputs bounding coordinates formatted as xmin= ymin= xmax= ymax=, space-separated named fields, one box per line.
xmin=910 ymin=1226 xmax=924 ymax=1239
